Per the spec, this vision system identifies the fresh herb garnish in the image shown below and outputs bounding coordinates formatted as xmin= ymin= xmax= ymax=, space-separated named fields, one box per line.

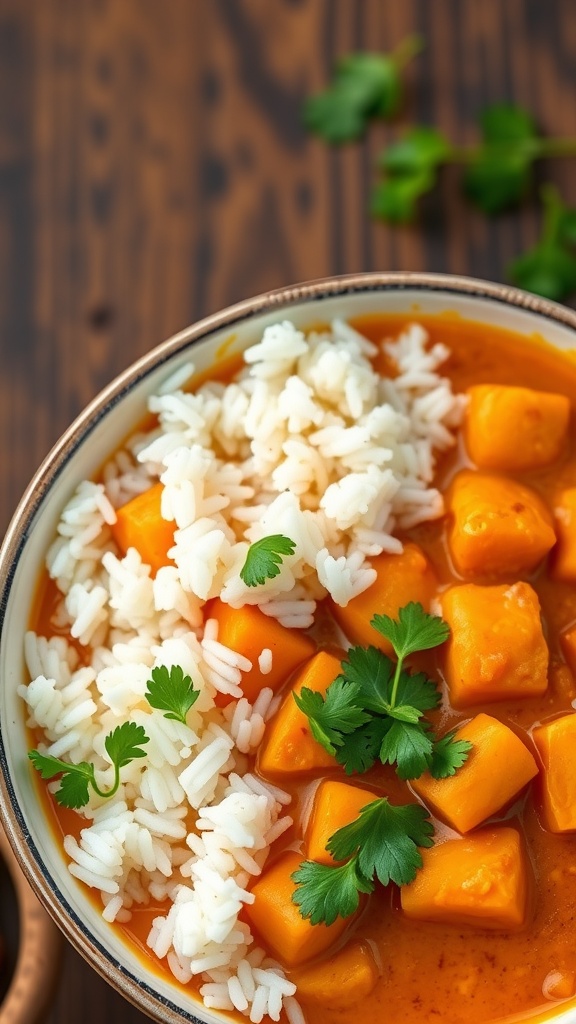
xmin=292 ymin=797 xmax=433 ymax=925
xmin=29 ymin=722 xmax=149 ymax=810
xmin=239 ymin=534 xmax=296 ymax=587
xmin=295 ymin=602 xmax=471 ymax=780
xmin=304 ymin=36 xmax=423 ymax=143
xmin=145 ymin=664 xmax=199 ymax=725
xmin=509 ymin=184 xmax=576 ymax=301
xmin=305 ymin=38 xmax=576 ymax=300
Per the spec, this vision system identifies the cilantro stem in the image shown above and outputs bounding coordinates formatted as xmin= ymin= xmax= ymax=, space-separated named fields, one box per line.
xmin=392 ymin=34 xmax=424 ymax=69
xmin=89 ymin=765 xmax=121 ymax=801
xmin=389 ymin=652 xmax=405 ymax=709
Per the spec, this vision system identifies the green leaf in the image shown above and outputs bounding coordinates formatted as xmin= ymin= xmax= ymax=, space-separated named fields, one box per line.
xmin=381 ymin=127 xmax=451 ymax=175
xmin=327 ymin=798 xmax=434 ymax=887
xmin=293 ymin=679 xmax=370 ymax=756
xmin=28 ymin=750 xmax=95 ymax=810
xmin=558 ymin=208 xmax=576 ymax=248
xmin=338 ymin=645 xmax=394 ymax=714
xmin=239 ymin=534 xmax=296 ymax=588
xmin=464 ymin=151 xmax=532 ymax=214
xmin=379 ymin=719 xmax=434 ymax=779
xmin=105 ymin=722 xmax=149 ymax=769
xmin=335 ymin=717 xmax=390 ymax=775
xmin=304 ymin=38 xmax=423 ymax=144
xmin=429 ymin=731 xmax=472 ymax=779
xmin=393 ymin=668 xmax=441 ymax=714
xmin=372 ymin=170 xmax=434 ymax=223
xmin=145 ymin=664 xmax=200 ymax=725
xmin=291 ymin=857 xmax=373 ymax=926
xmin=383 ymin=703 xmax=423 ymax=724
xmin=56 ymin=772 xmax=92 ymax=810
xmin=479 ymin=104 xmax=537 ymax=143
xmin=371 ymin=602 xmax=450 ymax=661
xmin=509 ymin=244 xmax=576 ymax=301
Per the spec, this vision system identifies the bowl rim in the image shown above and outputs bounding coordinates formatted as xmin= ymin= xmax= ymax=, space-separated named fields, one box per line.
xmin=3 ymin=269 xmax=576 ymax=1024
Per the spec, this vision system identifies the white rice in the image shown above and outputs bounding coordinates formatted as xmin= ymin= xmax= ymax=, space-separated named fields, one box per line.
xmin=21 ymin=319 xmax=464 ymax=1023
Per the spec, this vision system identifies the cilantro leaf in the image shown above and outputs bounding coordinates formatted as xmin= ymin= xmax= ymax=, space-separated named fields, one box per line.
xmin=291 ymin=857 xmax=373 ymax=926
xmin=57 ymin=772 xmax=92 ymax=810
xmin=379 ymin=719 xmax=434 ymax=780
xmin=429 ymin=731 xmax=472 ymax=779
xmin=304 ymin=37 xmax=422 ymax=143
xmin=338 ymin=645 xmax=394 ymax=713
xmin=371 ymin=170 xmax=435 ymax=223
xmin=239 ymin=535 xmax=296 ymax=588
xmin=145 ymin=664 xmax=199 ymax=725
xmin=293 ymin=679 xmax=370 ymax=756
xmin=105 ymin=722 xmax=149 ymax=768
xmin=509 ymin=185 xmax=576 ymax=301
xmin=328 ymin=798 xmax=434 ymax=887
xmin=393 ymin=668 xmax=441 ymax=714
xmin=29 ymin=721 xmax=150 ymax=811
xmin=371 ymin=602 xmax=449 ymax=661
xmin=464 ymin=104 xmax=538 ymax=213
xmin=335 ymin=718 xmax=390 ymax=775
xmin=381 ymin=127 xmax=451 ymax=176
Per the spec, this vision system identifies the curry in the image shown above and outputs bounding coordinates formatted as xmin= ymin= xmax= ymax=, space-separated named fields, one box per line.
xmin=32 ymin=313 xmax=576 ymax=1024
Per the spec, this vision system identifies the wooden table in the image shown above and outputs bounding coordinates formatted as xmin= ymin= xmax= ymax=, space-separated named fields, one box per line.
xmin=0 ymin=1 xmax=575 ymax=1021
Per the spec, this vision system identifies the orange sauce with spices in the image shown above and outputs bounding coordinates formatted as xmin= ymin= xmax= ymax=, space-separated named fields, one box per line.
xmin=31 ymin=313 xmax=576 ymax=1024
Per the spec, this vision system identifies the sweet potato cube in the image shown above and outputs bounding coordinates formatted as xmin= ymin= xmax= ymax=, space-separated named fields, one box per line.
xmin=208 ymin=599 xmax=316 ymax=703
xmin=533 ymin=714 xmax=576 ymax=832
xmin=306 ymin=781 xmax=376 ymax=865
xmin=552 ymin=488 xmax=576 ymax=583
xmin=291 ymin=940 xmax=379 ymax=1009
xmin=331 ymin=543 xmax=438 ymax=655
xmin=561 ymin=624 xmax=576 ymax=677
xmin=246 ymin=851 xmax=349 ymax=966
xmin=258 ymin=651 xmax=342 ymax=776
xmin=465 ymin=385 xmax=570 ymax=471
xmin=111 ymin=481 xmax=175 ymax=575
xmin=412 ymin=713 xmax=538 ymax=833
xmin=401 ymin=827 xmax=531 ymax=929
xmin=441 ymin=582 xmax=548 ymax=707
xmin=446 ymin=471 xmax=556 ymax=577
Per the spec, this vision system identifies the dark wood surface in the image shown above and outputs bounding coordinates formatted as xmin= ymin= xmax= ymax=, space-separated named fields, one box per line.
xmin=1 ymin=1 xmax=576 ymax=1021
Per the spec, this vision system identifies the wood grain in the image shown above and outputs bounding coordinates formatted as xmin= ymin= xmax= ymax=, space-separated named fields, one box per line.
xmin=0 ymin=1 xmax=575 ymax=1021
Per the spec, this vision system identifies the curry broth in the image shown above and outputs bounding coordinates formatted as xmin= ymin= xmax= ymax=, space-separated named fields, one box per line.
xmin=31 ymin=313 xmax=576 ymax=1024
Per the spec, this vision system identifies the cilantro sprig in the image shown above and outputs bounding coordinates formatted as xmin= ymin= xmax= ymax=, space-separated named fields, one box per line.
xmin=305 ymin=38 xmax=576 ymax=302
xmin=295 ymin=602 xmax=471 ymax=781
xmin=145 ymin=664 xmax=199 ymax=725
xmin=304 ymin=36 xmax=423 ymax=143
xmin=509 ymin=184 xmax=576 ymax=302
xmin=292 ymin=797 xmax=433 ymax=925
xmin=239 ymin=534 xmax=296 ymax=587
xmin=29 ymin=722 xmax=149 ymax=810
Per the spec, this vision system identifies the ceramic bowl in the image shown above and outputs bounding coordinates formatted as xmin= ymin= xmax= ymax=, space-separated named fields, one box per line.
xmin=2 ymin=272 xmax=576 ymax=1024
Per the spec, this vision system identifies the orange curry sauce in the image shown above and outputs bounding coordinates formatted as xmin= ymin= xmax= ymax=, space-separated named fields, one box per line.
xmin=31 ymin=313 xmax=576 ymax=1024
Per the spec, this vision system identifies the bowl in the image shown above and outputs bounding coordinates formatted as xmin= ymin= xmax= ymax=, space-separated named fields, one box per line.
xmin=2 ymin=271 xmax=576 ymax=1024
xmin=0 ymin=824 xmax=62 ymax=1022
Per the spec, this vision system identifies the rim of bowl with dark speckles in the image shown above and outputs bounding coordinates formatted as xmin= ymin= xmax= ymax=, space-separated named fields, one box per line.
xmin=2 ymin=272 xmax=576 ymax=1024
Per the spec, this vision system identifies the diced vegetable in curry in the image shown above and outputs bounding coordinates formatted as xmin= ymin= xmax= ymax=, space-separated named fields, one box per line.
xmin=33 ymin=314 xmax=576 ymax=1024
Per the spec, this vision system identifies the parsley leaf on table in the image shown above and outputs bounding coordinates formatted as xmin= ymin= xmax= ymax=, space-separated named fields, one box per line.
xmin=292 ymin=797 xmax=433 ymax=925
xmin=145 ymin=664 xmax=199 ymax=725
xmin=463 ymin=105 xmax=538 ymax=214
xmin=295 ymin=601 xmax=469 ymax=781
xmin=29 ymin=721 xmax=149 ymax=810
xmin=372 ymin=127 xmax=450 ymax=222
xmin=239 ymin=534 xmax=296 ymax=588
xmin=304 ymin=36 xmax=423 ymax=143
xmin=293 ymin=678 xmax=370 ymax=756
